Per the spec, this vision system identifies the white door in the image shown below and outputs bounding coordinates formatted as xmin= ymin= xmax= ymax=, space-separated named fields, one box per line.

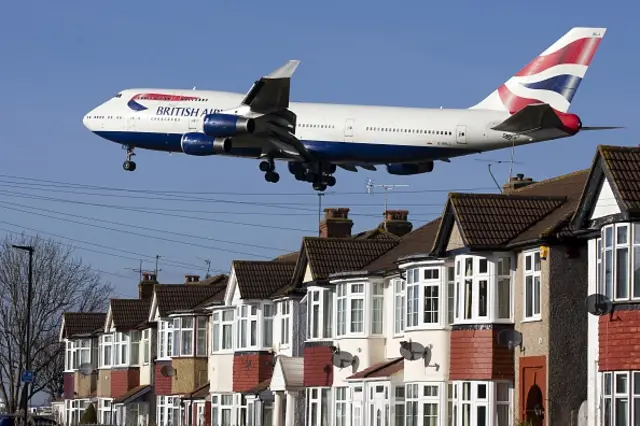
xmin=345 ymin=118 xmax=355 ymax=141
xmin=369 ymin=384 xmax=390 ymax=426
xmin=456 ymin=125 xmax=467 ymax=144
xmin=188 ymin=117 xmax=199 ymax=131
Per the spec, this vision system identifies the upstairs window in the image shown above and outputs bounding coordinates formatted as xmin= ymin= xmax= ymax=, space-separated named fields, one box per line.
xmin=371 ymin=282 xmax=384 ymax=334
xmin=263 ymin=304 xmax=274 ymax=348
xmin=171 ymin=317 xmax=194 ymax=357
xmin=393 ymin=279 xmax=405 ymax=335
xmin=454 ymin=254 xmax=513 ymax=324
xmin=196 ymin=317 xmax=207 ymax=356
xmin=403 ymin=263 xmax=447 ymax=329
xmin=212 ymin=310 xmax=234 ymax=352
xmin=129 ymin=331 xmax=140 ymax=366
xmin=236 ymin=303 xmax=273 ymax=350
xmin=157 ymin=319 xmax=174 ymax=360
xmin=597 ymin=223 xmax=640 ymax=302
xmin=141 ymin=329 xmax=150 ymax=364
xmin=113 ymin=332 xmax=129 ymax=366
xmin=335 ymin=281 xmax=384 ymax=338
xmin=307 ymin=288 xmax=333 ymax=340
xmin=99 ymin=335 xmax=112 ymax=368
xmin=278 ymin=301 xmax=291 ymax=346
xmin=523 ymin=251 xmax=541 ymax=321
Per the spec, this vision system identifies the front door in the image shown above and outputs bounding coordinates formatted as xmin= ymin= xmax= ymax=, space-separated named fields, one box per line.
xmin=188 ymin=117 xmax=199 ymax=131
xmin=520 ymin=356 xmax=546 ymax=426
xmin=369 ymin=384 xmax=389 ymax=426
xmin=456 ymin=125 xmax=467 ymax=144
xmin=345 ymin=118 xmax=355 ymax=141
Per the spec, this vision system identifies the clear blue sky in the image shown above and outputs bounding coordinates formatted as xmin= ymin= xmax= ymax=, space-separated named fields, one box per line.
xmin=0 ymin=0 xmax=635 ymax=299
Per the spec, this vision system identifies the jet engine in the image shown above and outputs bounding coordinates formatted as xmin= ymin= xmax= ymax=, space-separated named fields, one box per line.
xmin=202 ymin=113 xmax=255 ymax=138
xmin=180 ymin=132 xmax=231 ymax=156
xmin=386 ymin=161 xmax=434 ymax=175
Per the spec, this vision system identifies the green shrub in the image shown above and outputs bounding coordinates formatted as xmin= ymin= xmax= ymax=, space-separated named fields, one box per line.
xmin=80 ymin=403 xmax=97 ymax=424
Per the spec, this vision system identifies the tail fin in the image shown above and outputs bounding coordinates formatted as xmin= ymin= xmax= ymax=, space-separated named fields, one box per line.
xmin=470 ymin=27 xmax=606 ymax=114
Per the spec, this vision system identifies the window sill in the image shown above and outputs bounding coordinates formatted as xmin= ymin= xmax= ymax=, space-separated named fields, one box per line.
xmin=521 ymin=317 xmax=542 ymax=324
xmin=211 ymin=350 xmax=235 ymax=355
xmin=404 ymin=325 xmax=449 ymax=332
xmin=334 ymin=334 xmax=384 ymax=340
xmin=305 ymin=338 xmax=334 ymax=343
xmin=453 ymin=319 xmax=515 ymax=326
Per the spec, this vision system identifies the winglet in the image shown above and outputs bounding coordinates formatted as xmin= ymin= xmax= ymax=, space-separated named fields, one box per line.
xmin=266 ymin=60 xmax=301 ymax=79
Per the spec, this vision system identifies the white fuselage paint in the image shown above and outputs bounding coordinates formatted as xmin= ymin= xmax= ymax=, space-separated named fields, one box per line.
xmin=83 ymin=88 xmax=567 ymax=165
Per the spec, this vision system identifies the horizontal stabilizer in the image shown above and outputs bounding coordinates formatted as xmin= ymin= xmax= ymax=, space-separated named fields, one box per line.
xmin=581 ymin=126 xmax=624 ymax=131
xmin=491 ymin=103 xmax=562 ymax=133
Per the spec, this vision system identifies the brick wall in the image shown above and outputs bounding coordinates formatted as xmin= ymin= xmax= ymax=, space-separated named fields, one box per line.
xmin=599 ymin=309 xmax=640 ymax=371
xmin=232 ymin=352 xmax=274 ymax=393
xmin=449 ymin=325 xmax=515 ymax=381
xmin=303 ymin=342 xmax=334 ymax=387
xmin=155 ymin=361 xmax=173 ymax=396
xmin=63 ymin=373 xmax=74 ymax=399
xmin=111 ymin=368 xmax=140 ymax=398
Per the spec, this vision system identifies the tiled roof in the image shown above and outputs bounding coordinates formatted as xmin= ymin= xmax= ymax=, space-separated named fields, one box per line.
xmin=192 ymin=278 xmax=230 ymax=310
xmin=155 ymin=284 xmax=226 ymax=316
xmin=347 ymin=358 xmax=404 ymax=379
xmin=62 ymin=312 xmax=106 ymax=338
xmin=194 ymin=274 xmax=228 ymax=286
xmin=110 ymin=298 xmax=152 ymax=331
xmin=272 ymin=251 xmax=300 ymax=263
xmin=233 ymin=260 xmax=296 ymax=300
xmin=303 ymin=237 xmax=398 ymax=280
xmin=363 ymin=218 xmax=442 ymax=273
xmin=111 ymin=385 xmax=151 ymax=404
xmin=244 ymin=379 xmax=271 ymax=395
xmin=352 ymin=228 xmax=401 ymax=240
xmin=598 ymin=145 xmax=640 ymax=211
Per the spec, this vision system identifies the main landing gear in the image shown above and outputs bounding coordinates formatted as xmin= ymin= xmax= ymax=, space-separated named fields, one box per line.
xmin=259 ymin=159 xmax=280 ymax=183
xmin=288 ymin=162 xmax=337 ymax=192
xmin=123 ymin=145 xmax=137 ymax=171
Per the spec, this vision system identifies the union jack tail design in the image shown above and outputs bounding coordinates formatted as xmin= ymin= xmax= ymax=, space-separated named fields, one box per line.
xmin=470 ymin=27 xmax=606 ymax=114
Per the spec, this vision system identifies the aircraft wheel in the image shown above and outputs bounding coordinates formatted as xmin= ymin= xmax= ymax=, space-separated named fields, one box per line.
xmin=265 ymin=172 xmax=280 ymax=183
xmin=313 ymin=182 xmax=327 ymax=192
xmin=123 ymin=161 xmax=136 ymax=171
xmin=325 ymin=175 xmax=336 ymax=187
xmin=304 ymin=172 xmax=317 ymax=183
xmin=259 ymin=160 xmax=274 ymax=172
xmin=294 ymin=170 xmax=306 ymax=181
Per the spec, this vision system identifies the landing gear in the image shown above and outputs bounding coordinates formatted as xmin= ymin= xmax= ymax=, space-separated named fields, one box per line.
xmin=260 ymin=159 xmax=280 ymax=183
xmin=288 ymin=161 xmax=337 ymax=192
xmin=122 ymin=145 xmax=136 ymax=171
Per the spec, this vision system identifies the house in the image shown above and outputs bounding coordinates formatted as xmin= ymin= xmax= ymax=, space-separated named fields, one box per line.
xmin=59 ymin=311 xmax=106 ymax=424
xmin=570 ymin=145 xmax=640 ymax=426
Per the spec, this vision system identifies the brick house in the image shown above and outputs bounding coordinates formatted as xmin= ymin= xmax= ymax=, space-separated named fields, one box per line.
xmin=570 ymin=145 xmax=640 ymax=426
xmin=59 ymin=312 xmax=106 ymax=424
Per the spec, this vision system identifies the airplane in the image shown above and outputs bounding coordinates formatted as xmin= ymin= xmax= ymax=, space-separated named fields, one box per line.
xmin=83 ymin=27 xmax=620 ymax=191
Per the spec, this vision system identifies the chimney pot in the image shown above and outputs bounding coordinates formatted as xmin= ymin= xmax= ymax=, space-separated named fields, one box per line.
xmin=185 ymin=274 xmax=200 ymax=284
xmin=139 ymin=271 xmax=157 ymax=300
xmin=503 ymin=174 xmax=536 ymax=193
xmin=320 ymin=207 xmax=353 ymax=238
xmin=381 ymin=210 xmax=413 ymax=237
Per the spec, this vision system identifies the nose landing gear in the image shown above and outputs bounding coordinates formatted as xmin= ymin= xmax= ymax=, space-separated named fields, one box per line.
xmin=123 ymin=145 xmax=137 ymax=171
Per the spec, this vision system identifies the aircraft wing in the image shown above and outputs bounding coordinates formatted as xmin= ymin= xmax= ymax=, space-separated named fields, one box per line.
xmin=241 ymin=60 xmax=301 ymax=114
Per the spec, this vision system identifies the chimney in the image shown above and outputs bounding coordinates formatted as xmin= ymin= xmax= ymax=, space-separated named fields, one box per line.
xmin=138 ymin=272 xmax=157 ymax=300
xmin=184 ymin=274 xmax=201 ymax=284
xmin=319 ymin=208 xmax=354 ymax=238
xmin=503 ymin=173 xmax=536 ymax=193
xmin=381 ymin=210 xmax=413 ymax=237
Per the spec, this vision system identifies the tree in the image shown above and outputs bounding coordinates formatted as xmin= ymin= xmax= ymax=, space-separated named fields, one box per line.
xmin=0 ymin=233 xmax=114 ymax=413
xmin=79 ymin=402 xmax=97 ymax=424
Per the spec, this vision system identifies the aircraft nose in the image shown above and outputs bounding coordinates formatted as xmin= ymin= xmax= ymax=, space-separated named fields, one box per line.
xmin=83 ymin=109 xmax=96 ymax=131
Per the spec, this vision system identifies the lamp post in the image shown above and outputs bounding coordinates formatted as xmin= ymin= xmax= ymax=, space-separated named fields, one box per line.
xmin=12 ymin=244 xmax=33 ymax=426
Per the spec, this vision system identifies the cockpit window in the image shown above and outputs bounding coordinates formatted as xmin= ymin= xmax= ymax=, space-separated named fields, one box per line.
xmin=114 ymin=93 xmax=122 ymax=98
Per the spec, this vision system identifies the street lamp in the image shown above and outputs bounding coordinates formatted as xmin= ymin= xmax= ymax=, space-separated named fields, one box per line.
xmin=12 ymin=244 xmax=33 ymax=426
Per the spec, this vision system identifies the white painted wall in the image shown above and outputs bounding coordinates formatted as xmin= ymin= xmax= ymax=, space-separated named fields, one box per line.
xmin=590 ymin=178 xmax=621 ymax=220
xmin=209 ymin=354 xmax=234 ymax=393
xmin=401 ymin=329 xmax=450 ymax=382
xmin=332 ymin=337 xmax=387 ymax=385
xmin=587 ymin=238 xmax=600 ymax=426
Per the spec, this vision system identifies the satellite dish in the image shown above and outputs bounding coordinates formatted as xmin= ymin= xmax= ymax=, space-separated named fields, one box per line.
xmin=331 ymin=351 xmax=356 ymax=369
xmin=160 ymin=365 xmax=176 ymax=377
xmin=496 ymin=329 xmax=523 ymax=350
xmin=586 ymin=293 xmax=613 ymax=316
xmin=399 ymin=340 xmax=427 ymax=361
xmin=78 ymin=363 xmax=94 ymax=376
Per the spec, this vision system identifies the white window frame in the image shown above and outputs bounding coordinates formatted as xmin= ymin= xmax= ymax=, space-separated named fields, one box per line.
xmin=405 ymin=382 xmax=442 ymax=426
xmin=113 ymin=332 xmax=129 ymax=367
xmin=212 ymin=309 xmax=234 ymax=353
xmin=393 ymin=385 xmax=405 ymax=426
xmin=450 ymin=380 xmax=513 ymax=426
xmin=523 ymin=251 xmax=542 ymax=321
xmin=406 ymin=268 xmax=420 ymax=328
xmin=237 ymin=304 xmax=258 ymax=349
xmin=348 ymin=283 xmax=365 ymax=335
xmin=496 ymin=256 xmax=512 ymax=320
xmin=263 ymin=303 xmax=274 ymax=349
xmin=196 ymin=316 xmax=207 ymax=356
xmin=98 ymin=398 xmax=112 ymax=425
xmin=157 ymin=319 xmax=174 ymax=360
xmin=447 ymin=265 xmax=455 ymax=326
xmin=172 ymin=316 xmax=194 ymax=357
xmin=156 ymin=396 xmax=179 ymax=426
xmin=334 ymin=387 xmax=350 ymax=426
xmin=141 ymin=329 xmax=150 ymax=365
xmin=99 ymin=335 xmax=113 ymax=368
xmin=597 ymin=223 xmax=640 ymax=302
xmin=307 ymin=288 xmax=333 ymax=341
xmin=371 ymin=281 xmax=384 ymax=334
xmin=602 ymin=371 xmax=640 ymax=426
xmin=423 ymin=267 xmax=440 ymax=325
xmin=211 ymin=394 xmax=233 ymax=426
xmin=278 ymin=300 xmax=291 ymax=347
xmin=307 ymin=387 xmax=332 ymax=426
xmin=129 ymin=330 xmax=140 ymax=366
xmin=393 ymin=278 xmax=405 ymax=336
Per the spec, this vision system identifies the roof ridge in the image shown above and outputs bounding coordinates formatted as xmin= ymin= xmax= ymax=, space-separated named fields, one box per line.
xmin=450 ymin=192 xmax=569 ymax=202
xmin=510 ymin=168 xmax=590 ymax=193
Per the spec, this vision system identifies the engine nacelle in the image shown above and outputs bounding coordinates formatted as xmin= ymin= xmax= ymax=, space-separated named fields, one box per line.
xmin=202 ymin=113 xmax=255 ymax=138
xmin=180 ymin=132 xmax=231 ymax=156
xmin=386 ymin=161 xmax=434 ymax=175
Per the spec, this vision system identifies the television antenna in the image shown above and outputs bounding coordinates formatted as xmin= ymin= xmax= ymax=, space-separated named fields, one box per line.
xmin=474 ymin=158 xmax=525 ymax=194
xmin=154 ymin=255 xmax=163 ymax=277
xmin=366 ymin=178 xmax=409 ymax=228
xmin=198 ymin=257 xmax=212 ymax=278
xmin=125 ymin=260 xmax=144 ymax=281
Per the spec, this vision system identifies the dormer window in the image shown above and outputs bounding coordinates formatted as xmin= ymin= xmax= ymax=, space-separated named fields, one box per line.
xmin=597 ymin=223 xmax=640 ymax=302
xmin=453 ymin=254 xmax=513 ymax=324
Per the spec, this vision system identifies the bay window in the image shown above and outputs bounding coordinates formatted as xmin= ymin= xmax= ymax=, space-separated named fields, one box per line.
xmin=447 ymin=266 xmax=455 ymax=325
xmin=157 ymin=319 xmax=174 ymax=360
xmin=263 ymin=304 xmax=274 ymax=348
xmin=597 ymin=223 xmax=640 ymax=301
xmin=405 ymin=383 xmax=442 ymax=426
xmin=449 ymin=381 xmax=513 ymax=426
xmin=236 ymin=303 xmax=274 ymax=350
xmin=113 ymin=332 xmax=129 ymax=366
xmin=65 ymin=339 xmax=92 ymax=371
xmin=394 ymin=386 xmax=405 ymax=426
xmin=393 ymin=279 xmax=405 ymax=335
xmin=141 ymin=329 xmax=150 ymax=364
xmin=99 ymin=335 xmax=112 ymax=368
xmin=99 ymin=399 xmax=112 ymax=425
xmin=335 ymin=387 xmax=350 ymax=426
xmin=196 ymin=317 xmax=207 ymax=356
xmin=130 ymin=331 xmax=140 ymax=365
xmin=307 ymin=387 xmax=331 ymax=426
xmin=307 ymin=288 xmax=333 ymax=340
xmin=278 ymin=301 xmax=291 ymax=346
xmin=602 ymin=371 xmax=640 ymax=426
xmin=212 ymin=310 xmax=234 ymax=352
xmin=372 ymin=282 xmax=384 ymax=334
xmin=334 ymin=280 xmax=384 ymax=338
xmin=211 ymin=394 xmax=233 ymax=426
xmin=523 ymin=251 xmax=541 ymax=321
xmin=156 ymin=396 xmax=180 ymax=426
xmin=403 ymin=262 xmax=446 ymax=329
xmin=454 ymin=254 xmax=513 ymax=324
xmin=172 ymin=316 xmax=208 ymax=357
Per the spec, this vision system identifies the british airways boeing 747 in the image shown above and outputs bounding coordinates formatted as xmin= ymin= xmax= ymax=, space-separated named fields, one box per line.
xmin=83 ymin=27 xmax=619 ymax=191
